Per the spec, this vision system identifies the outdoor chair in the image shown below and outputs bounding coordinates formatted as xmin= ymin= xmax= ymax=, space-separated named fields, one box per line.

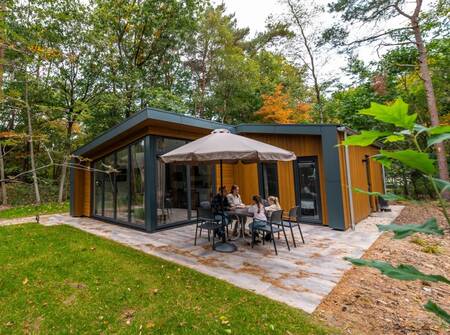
xmin=277 ymin=206 xmax=305 ymax=247
xmin=194 ymin=207 xmax=222 ymax=247
xmin=250 ymin=209 xmax=290 ymax=255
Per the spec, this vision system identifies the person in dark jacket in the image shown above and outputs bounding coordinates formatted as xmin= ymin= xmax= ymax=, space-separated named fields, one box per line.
xmin=211 ymin=186 xmax=230 ymax=214
xmin=211 ymin=186 xmax=230 ymax=239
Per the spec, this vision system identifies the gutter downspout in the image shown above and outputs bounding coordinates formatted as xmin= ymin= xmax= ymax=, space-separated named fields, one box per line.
xmin=338 ymin=127 xmax=356 ymax=230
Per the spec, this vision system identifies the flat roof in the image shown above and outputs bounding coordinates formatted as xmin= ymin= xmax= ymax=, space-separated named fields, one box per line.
xmin=73 ymin=107 xmax=340 ymax=156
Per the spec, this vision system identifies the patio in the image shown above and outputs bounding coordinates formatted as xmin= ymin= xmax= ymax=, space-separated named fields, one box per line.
xmin=42 ymin=205 xmax=403 ymax=313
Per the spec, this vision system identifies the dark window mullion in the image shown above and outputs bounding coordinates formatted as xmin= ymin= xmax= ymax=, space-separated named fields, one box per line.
xmin=128 ymin=145 xmax=132 ymax=223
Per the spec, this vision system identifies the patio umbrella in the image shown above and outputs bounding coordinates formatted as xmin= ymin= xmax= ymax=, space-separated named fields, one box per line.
xmin=160 ymin=128 xmax=296 ymax=252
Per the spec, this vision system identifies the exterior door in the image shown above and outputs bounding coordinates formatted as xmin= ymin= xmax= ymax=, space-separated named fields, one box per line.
xmin=295 ymin=156 xmax=322 ymax=224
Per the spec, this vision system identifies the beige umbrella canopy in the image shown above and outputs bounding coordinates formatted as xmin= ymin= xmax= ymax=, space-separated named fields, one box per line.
xmin=160 ymin=128 xmax=296 ymax=164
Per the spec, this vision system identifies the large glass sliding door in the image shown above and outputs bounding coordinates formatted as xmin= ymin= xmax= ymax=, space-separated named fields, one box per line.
xmin=156 ymin=137 xmax=213 ymax=227
xmin=130 ymin=140 xmax=145 ymax=225
xmin=93 ymin=139 xmax=145 ymax=228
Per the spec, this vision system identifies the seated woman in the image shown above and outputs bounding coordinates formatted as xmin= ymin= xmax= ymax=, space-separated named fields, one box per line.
xmin=265 ymin=196 xmax=281 ymax=218
xmin=227 ymin=184 xmax=246 ymax=236
xmin=248 ymin=195 xmax=271 ymax=243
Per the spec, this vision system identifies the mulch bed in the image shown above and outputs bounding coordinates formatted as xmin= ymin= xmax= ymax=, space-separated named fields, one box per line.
xmin=314 ymin=202 xmax=450 ymax=335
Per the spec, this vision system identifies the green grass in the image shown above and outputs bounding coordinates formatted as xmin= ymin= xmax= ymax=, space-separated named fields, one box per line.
xmin=0 ymin=224 xmax=334 ymax=334
xmin=0 ymin=202 xmax=69 ymax=219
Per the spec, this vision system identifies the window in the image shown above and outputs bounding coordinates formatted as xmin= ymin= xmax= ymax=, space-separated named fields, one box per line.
xmin=130 ymin=140 xmax=145 ymax=225
xmin=259 ymin=162 xmax=279 ymax=200
xmin=155 ymin=137 xmax=214 ymax=227
xmin=93 ymin=139 xmax=145 ymax=227
xmin=115 ymin=148 xmax=129 ymax=222
xmin=156 ymin=138 xmax=189 ymax=226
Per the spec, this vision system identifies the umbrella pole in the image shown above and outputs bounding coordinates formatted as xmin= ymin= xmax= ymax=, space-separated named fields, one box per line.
xmin=214 ymin=159 xmax=237 ymax=253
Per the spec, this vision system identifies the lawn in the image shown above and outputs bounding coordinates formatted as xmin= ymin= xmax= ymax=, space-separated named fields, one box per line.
xmin=0 ymin=224 xmax=334 ymax=334
xmin=0 ymin=202 xmax=69 ymax=219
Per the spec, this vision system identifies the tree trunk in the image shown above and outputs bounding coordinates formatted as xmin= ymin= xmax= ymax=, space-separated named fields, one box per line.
xmin=58 ymin=120 xmax=73 ymax=203
xmin=409 ymin=1 xmax=449 ymax=190
xmin=0 ymin=2 xmax=6 ymax=205
xmin=286 ymin=0 xmax=323 ymax=122
xmin=25 ymin=75 xmax=41 ymax=205
xmin=0 ymin=143 xmax=7 ymax=205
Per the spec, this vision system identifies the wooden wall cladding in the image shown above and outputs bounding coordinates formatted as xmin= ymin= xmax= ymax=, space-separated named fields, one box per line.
xmin=338 ymin=139 xmax=384 ymax=225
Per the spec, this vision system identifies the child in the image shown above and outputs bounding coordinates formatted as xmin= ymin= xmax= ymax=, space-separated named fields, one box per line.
xmin=248 ymin=195 xmax=270 ymax=243
xmin=265 ymin=196 xmax=281 ymax=218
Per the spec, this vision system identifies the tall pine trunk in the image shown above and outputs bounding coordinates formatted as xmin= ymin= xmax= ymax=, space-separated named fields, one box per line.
xmin=57 ymin=120 xmax=73 ymax=203
xmin=411 ymin=17 xmax=449 ymax=184
xmin=0 ymin=2 xmax=6 ymax=205
xmin=0 ymin=144 xmax=6 ymax=205
xmin=25 ymin=74 xmax=41 ymax=204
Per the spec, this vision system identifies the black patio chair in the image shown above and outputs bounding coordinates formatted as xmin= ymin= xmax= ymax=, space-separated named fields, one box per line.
xmin=250 ymin=209 xmax=290 ymax=255
xmin=194 ymin=207 xmax=222 ymax=247
xmin=277 ymin=206 xmax=305 ymax=247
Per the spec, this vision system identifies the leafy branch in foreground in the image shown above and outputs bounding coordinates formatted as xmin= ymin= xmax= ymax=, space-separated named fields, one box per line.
xmin=377 ymin=218 xmax=444 ymax=239
xmin=424 ymin=300 xmax=450 ymax=325
xmin=353 ymin=188 xmax=403 ymax=201
xmin=344 ymin=258 xmax=450 ymax=284
xmin=341 ymin=98 xmax=450 ymax=324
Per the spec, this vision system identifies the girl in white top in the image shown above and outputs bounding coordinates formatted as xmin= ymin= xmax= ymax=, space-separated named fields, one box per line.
xmin=265 ymin=196 xmax=281 ymax=218
xmin=248 ymin=195 xmax=267 ymax=222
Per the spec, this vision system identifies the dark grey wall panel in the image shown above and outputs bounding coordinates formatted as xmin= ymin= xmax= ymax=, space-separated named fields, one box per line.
xmin=320 ymin=127 xmax=346 ymax=230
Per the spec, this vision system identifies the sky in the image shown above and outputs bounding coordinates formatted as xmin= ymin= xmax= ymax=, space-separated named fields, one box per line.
xmin=214 ymin=0 xmax=418 ymax=87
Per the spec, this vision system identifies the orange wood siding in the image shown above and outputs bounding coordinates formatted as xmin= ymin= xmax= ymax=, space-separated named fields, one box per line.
xmin=241 ymin=134 xmax=328 ymax=225
xmin=71 ymin=161 xmax=91 ymax=217
xmin=340 ymin=143 xmax=384 ymax=224
xmin=215 ymin=163 xmax=235 ymax=193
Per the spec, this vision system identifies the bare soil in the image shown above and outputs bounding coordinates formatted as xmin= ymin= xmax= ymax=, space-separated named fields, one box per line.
xmin=314 ymin=203 xmax=450 ymax=335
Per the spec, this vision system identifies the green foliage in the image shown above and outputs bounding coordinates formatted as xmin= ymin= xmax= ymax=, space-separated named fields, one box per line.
xmin=359 ymin=99 xmax=417 ymax=130
xmin=427 ymin=132 xmax=450 ymax=147
xmin=424 ymin=300 xmax=450 ymax=324
xmin=380 ymin=149 xmax=436 ymax=175
xmin=345 ymin=258 xmax=450 ymax=284
xmin=0 ymin=224 xmax=333 ymax=334
xmin=0 ymin=202 xmax=69 ymax=219
xmin=340 ymin=130 xmax=389 ymax=146
xmin=377 ymin=218 xmax=444 ymax=239
xmin=410 ymin=237 xmax=442 ymax=254
xmin=353 ymin=187 xmax=403 ymax=201
xmin=433 ymin=178 xmax=450 ymax=194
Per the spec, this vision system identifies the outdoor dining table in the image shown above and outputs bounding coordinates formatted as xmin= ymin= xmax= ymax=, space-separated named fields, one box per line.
xmin=225 ymin=207 xmax=254 ymax=241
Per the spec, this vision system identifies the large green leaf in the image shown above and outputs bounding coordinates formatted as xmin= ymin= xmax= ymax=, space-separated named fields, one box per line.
xmin=344 ymin=258 xmax=450 ymax=284
xmin=424 ymin=300 xmax=450 ymax=324
xmin=372 ymin=154 xmax=393 ymax=168
xmin=340 ymin=130 xmax=390 ymax=146
xmin=428 ymin=125 xmax=450 ymax=135
xmin=359 ymin=98 xmax=417 ymax=130
xmin=383 ymin=134 xmax=404 ymax=143
xmin=353 ymin=187 xmax=403 ymax=201
xmin=433 ymin=178 xmax=450 ymax=194
xmin=377 ymin=218 xmax=444 ymax=239
xmin=428 ymin=133 xmax=450 ymax=147
xmin=380 ymin=149 xmax=436 ymax=175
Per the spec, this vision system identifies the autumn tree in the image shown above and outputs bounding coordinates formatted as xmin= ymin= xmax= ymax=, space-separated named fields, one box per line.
xmin=255 ymin=84 xmax=294 ymax=124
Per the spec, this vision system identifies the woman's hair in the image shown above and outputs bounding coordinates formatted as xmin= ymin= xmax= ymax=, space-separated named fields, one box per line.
xmin=230 ymin=184 xmax=239 ymax=194
xmin=268 ymin=196 xmax=281 ymax=209
xmin=252 ymin=195 xmax=263 ymax=213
